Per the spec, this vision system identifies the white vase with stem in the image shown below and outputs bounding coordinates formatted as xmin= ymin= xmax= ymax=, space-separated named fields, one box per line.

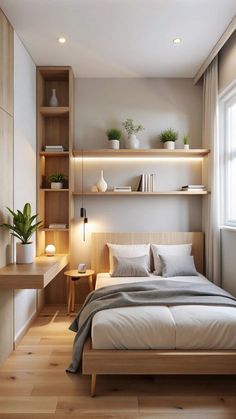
xmin=49 ymin=89 xmax=59 ymax=107
xmin=96 ymin=170 xmax=107 ymax=192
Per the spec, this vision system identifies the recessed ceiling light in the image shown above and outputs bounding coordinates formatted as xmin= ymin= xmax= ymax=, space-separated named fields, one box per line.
xmin=58 ymin=37 xmax=66 ymax=44
xmin=173 ymin=38 xmax=182 ymax=45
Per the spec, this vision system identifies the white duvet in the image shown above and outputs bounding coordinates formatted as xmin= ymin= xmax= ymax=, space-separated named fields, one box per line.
xmin=91 ymin=273 xmax=236 ymax=350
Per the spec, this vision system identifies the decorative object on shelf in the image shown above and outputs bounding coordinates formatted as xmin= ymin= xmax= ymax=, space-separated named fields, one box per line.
xmin=49 ymin=88 xmax=59 ymax=107
xmin=137 ymin=173 xmax=156 ymax=192
xmin=160 ymin=128 xmax=178 ymax=150
xmin=44 ymin=145 xmax=64 ymax=153
xmin=49 ymin=223 xmax=67 ymax=229
xmin=48 ymin=172 xmax=67 ymax=189
xmin=183 ymin=135 xmax=190 ymax=150
xmin=96 ymin=170 xmax=108 ymax=192
xmin=106 ymin=128 xmax=121 ymax=149
xmin=181 ymin=184 xmax=206 ymax=192
xmin=122 ymin=118 xmax=144 ymax=149
xmin=91 ymin=185 xmax=98 ymax=192
xmin=113 ymin=186 xmax=132 ymax=192
xmin=0 ymin=203 xmax=42 ymax=264
xmin=78 ymin=263 xmax=87 ymax=273
xmin=45 ymin=244 xmax=56 ymax=256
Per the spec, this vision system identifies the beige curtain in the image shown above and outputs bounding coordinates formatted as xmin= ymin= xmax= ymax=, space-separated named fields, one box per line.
xmin=202 ymin=56 xmax=221 ymax=285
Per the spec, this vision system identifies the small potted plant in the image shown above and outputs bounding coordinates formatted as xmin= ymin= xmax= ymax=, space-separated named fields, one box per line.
xmin=0 ymin=203 xmax=42 ymax=264
xmin=106 ymin=128 xmax=121 ymax=150
xmin=48 ymin=172 xmax=67 ymax=189
xmin=183 ymin=134 xmax=190 ymax=150
xmin=160 ymin=128 xmax=178 ymax=150
xmin=122 ymin=118 xmax=144 ymax=149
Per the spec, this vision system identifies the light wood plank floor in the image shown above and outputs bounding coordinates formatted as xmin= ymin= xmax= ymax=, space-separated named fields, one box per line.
xmin=0 ymin=304 xmax=236 ymax=418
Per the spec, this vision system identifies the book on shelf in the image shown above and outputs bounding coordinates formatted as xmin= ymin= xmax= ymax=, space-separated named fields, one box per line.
xmin=137 ymin=173 xmax=156 ymax=192
xmin=113 ymin=186 xmax=132 ymax=192
xmin=48 ymin=223 xmax=67 ymax=229
xmin=181 ymin=184 xmax=206 ymax=191
xmin=44 ymin=145 xmax=64 ymax=152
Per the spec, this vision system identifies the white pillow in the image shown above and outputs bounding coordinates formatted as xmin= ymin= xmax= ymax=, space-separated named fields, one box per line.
xmin=107 ymin=243 xmax=151 ymax=273
xmin=151 ymin=243 xmax=192 ymax=276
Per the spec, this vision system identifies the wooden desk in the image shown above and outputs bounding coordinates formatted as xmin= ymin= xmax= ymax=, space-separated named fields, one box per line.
xmin=64 ymin=269 xmax=95 ymax=313
xmin=0 ymin=254 xmax=69 ymax=289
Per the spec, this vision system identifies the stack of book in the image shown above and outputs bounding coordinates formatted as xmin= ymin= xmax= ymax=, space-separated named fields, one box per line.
xmin=137 ymin=174 xmax=156 ymax=192
xmin=181 ymin=184 xmax=206 ymax=192
xmin=113 ymin=186 xmax=132 ymax=192
xmin=48 ymin=223 xmax=67 ymax=229
xmin=44 ymin=145 xmax=64 ymax=152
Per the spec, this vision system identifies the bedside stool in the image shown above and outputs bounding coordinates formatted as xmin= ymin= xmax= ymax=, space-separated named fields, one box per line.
xmin=64 ymin=269 xmax=95 ymax=314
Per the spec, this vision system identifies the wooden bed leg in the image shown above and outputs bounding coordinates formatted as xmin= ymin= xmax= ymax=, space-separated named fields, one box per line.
xmin=91 ymin=374 xmax=97 ymax=397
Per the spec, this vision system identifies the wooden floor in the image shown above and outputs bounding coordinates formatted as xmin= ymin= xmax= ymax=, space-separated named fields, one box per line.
xmin=0 ymin=305 xmax=236 ymax=418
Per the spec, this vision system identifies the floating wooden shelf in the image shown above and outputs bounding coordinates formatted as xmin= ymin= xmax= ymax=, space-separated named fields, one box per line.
xmin=40 ymin=188 xmax=69 ymax=192
xmin=0 ymin=254 xmax=69 ymax=289
xmin=40 ymin=228 xmax=69 ymax=232
xmin=73 ymin=149 xmax=210 ymax=158
xmin=40 ymin=151 xmax=69 ymax=157
xmin=73 ymin=191 xmax=209 ymax=196
xmin=39 ymin=106 xmax=69 ymax=117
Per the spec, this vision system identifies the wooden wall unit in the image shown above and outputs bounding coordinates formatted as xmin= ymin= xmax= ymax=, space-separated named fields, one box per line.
xmin=0 ymin=9 xmax=14 ymax=365
xmin=37 ymin=67 xmax=74 ymax=303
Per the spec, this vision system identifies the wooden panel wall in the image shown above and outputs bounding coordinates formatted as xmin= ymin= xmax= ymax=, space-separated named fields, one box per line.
xmin=0 ymin=9 xmax=14 ymax=365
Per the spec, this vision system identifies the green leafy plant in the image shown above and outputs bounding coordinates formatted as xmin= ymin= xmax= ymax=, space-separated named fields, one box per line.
xmin=0 ymin=203 xmax=42 ymax=244
xmin=48 ymin=172 xmax=67 ymax=183
xmin=122 ymin=118 xmax=145 ymax=136
xmin=106 ymin=128 xmax=122 ymax=141
xmin=183 ymin=135 xmax=189 ymax=145
xmin=160 ymin=128 xmax=178 ymax=143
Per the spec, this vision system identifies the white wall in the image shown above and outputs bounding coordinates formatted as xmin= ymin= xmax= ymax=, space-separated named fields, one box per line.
xmin=72 ymin=78 xmax=203 ymax=267
xmin=13 ymin=32 xmax=37 ymax=341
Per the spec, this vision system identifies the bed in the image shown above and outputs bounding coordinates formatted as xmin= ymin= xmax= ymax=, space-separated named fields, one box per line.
xmin=80 ymin=232 xmax=236 ymax=396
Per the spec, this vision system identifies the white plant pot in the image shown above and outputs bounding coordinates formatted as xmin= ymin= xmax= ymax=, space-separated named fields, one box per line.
xmin=164 ymin=141 xmax=175 ymax=150
xmin=16 ymin=242 xmax=34 ymax=264
xmin=51 ymin=182 xmax=63 ymax=189
xmin=109 ymin=140 xmax=120 ymax=150
xmin=96 ymin=170 xmax=108 ymax=192
xmin=184 ymin=144 xmax=189 ymax=150
xmin=125 ymin=134 xmax=139 ymax=149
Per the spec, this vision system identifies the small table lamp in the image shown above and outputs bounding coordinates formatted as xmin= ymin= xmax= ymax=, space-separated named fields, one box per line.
xmin=45 ymin=244 xmax=56 ymax=256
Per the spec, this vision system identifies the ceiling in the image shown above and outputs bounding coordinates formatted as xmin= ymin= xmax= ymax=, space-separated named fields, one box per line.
xmin=0 ymin=0 xmax=236 ymax=78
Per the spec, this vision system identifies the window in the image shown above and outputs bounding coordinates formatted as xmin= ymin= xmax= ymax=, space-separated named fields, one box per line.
xmin=220 ymin=82 xmax=236 ymax=227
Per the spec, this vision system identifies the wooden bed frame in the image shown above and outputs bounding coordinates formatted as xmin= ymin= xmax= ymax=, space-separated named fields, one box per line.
xmin=82 ymin=232 xmax=236 ymax=396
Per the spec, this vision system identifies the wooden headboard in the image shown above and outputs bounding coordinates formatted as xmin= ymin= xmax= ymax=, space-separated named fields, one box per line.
xmin=91 ymin=232 xmax=204 ymax=274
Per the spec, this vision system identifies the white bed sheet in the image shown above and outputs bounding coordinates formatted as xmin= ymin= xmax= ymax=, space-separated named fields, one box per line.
xmin=92 ymin=273 xmax=236 ymax=350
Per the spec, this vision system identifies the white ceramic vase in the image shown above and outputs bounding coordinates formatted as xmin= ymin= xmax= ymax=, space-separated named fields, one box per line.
xmin=49 ymin=89 xmax=59 ymax=107
xmin=125 ymin=134 xmax=139 ymax=149
xmin=109 ymin=140 xmax=120 ymax=150
xmin=164 ymin=141 xmax=175 ymax=150
xmin=184 ymin=144 xmax=189 ymax=150
xmin=16 ymin=242 xmax=34 ymax=264
xmin=96 ymin=170 xmax=107 ymax=192
xmin=51 ymin=182 xmax=63 ymax=189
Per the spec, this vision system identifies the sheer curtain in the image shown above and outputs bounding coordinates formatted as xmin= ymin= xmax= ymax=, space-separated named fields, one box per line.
xmin=202 ymin=56 xmax=221 ymax=285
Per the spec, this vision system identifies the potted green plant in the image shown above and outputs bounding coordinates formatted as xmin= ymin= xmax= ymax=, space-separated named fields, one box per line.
xmin=160 ymin=128 xmax=178 ymax=150
xmin=0 ymin=203 xmax=42 ymax=264
xmin=48 ymin=172 xmax=67 ymax=189
xmin=106 ymin=128 xmax=121 ymax=150
xmin=122 ymin=118 xmax=144 ymax=149
xmin=183 ymin=134 xmax=190 ymax=150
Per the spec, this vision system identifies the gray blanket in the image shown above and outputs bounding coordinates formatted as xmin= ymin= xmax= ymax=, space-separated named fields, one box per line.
xmin=67 ymin=280 xmax=236 ymax=373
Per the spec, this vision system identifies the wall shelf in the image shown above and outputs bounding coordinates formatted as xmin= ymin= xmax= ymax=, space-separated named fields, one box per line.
xmin=39 ymin=106 xmax=69 ymax=117
xmin=40 ymin=188 xmax=69 ymax=192
xmin=73 ymin=191 xmax=209 ymax=196
xmin=0 ymin=254 xmax=69 ymax=289
xmin=40 ymin=151 xmax=69 ymax=157
xmin=73 ymin=149 xmax=210 ymax=158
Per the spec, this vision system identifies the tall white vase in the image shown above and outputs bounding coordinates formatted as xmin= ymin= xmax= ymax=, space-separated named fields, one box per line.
xmin=96 ymin=170 xmax=107 ymax=192
xmin=49 ymin=89 xmax=59 ymax=106
xmin=125 ymin=134 xmax=139 ymax=149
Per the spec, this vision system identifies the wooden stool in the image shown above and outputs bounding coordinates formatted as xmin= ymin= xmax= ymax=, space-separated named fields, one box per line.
xmin=64 ymin=269 xmax=95 ymax=313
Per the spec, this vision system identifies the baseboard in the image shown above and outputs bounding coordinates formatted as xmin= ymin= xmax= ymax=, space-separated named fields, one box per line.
xmin=14 ymin=310 xmax=38 ymax=348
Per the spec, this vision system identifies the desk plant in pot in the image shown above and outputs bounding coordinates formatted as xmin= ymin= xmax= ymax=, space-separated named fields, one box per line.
xmin=0 ymin=203 xmax=42 ymax=264
xmin=48 ymin=172 xmax=67 ymax=189
xmin=122 ymin=118 xmax=144 ymax=149
xmin=160 ymin=128 xmax=178 ymax=150
xmin=106 ymin=128 xmax=121 ymax=149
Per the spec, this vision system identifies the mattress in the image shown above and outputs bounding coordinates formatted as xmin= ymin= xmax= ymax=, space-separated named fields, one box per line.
xmin=91 ymin=273 xmax=236 ymax=350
